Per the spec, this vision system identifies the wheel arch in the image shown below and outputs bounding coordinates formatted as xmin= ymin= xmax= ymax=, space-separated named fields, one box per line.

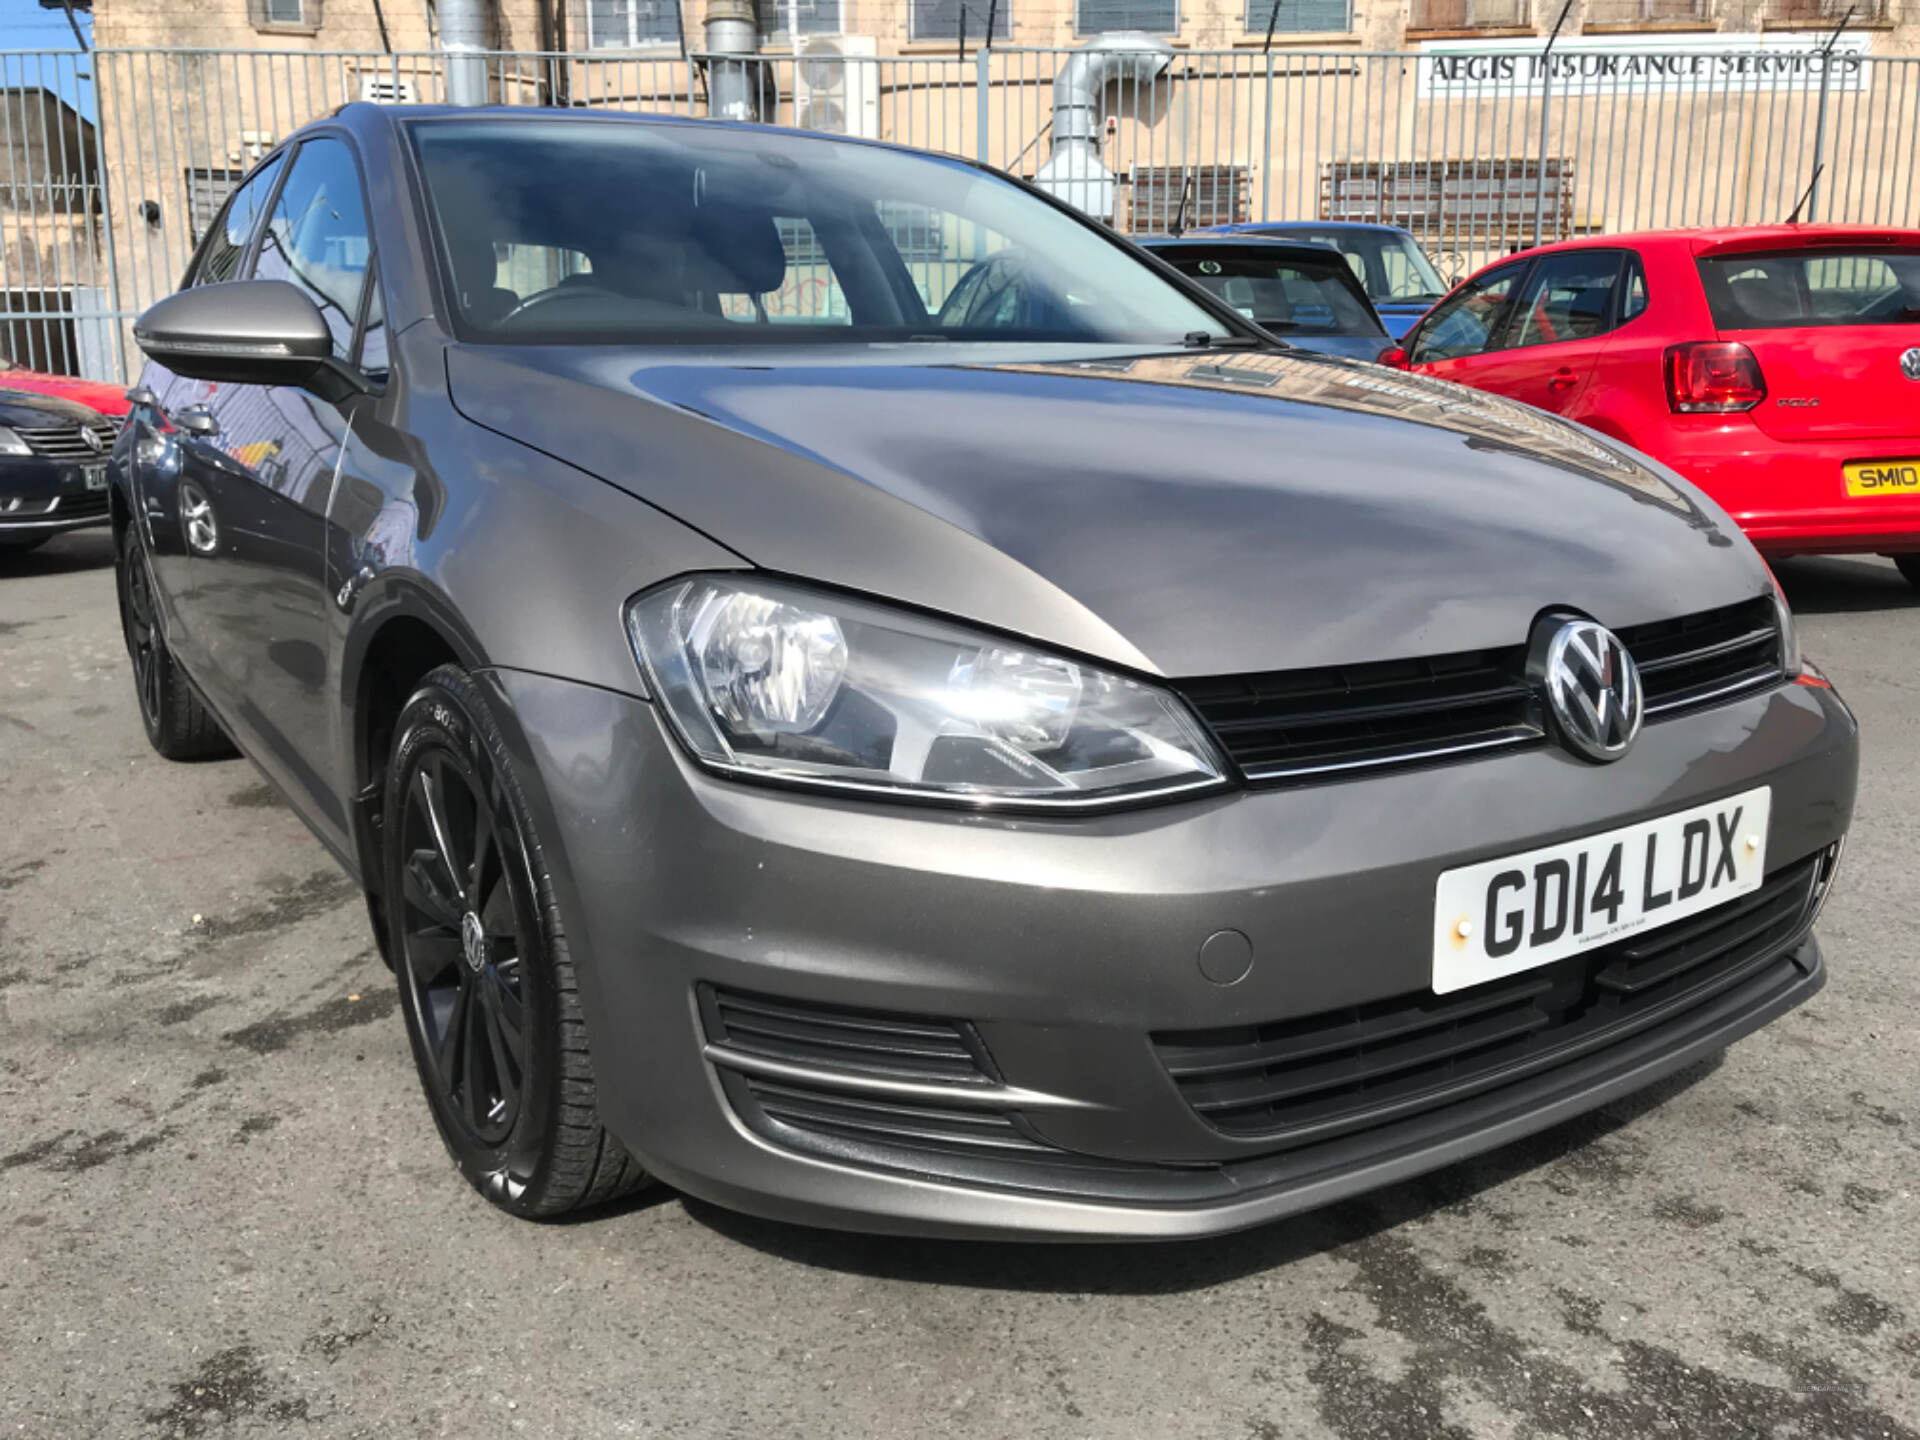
xmin=343 ymin=578 xmax=486 ymax=964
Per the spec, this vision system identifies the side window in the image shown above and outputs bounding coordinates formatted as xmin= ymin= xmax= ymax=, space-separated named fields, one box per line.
xmin=1409 ymin=262 xmax=1527 ymax=364
xmin=1621 ymin=253 xmax=1650 ymax=322
xmin=1510 ymin=250 xmax=1625 ymax=350
xmin=193 ymin=152 xmax=284 ymax=287
xmin=251 ymin=137 xmax=371 ymax=361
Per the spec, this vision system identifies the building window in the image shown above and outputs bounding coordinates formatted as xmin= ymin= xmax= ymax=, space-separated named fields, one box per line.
xmin=757 ymin=0 xmax=842 ymax=40
xmin=909 ymin=0 xmax=1011 ymax=41
xmin=1763 ymin=0 xmax=1886 ymax=21
xmin=1583 ymin=0 xmax=1709 ymax=22
xmin=587 ymin=0 xmax=683 ymax=48
xmin=1128 ymin=165 xmax=1248 ymax=232
xmin=1407 ymin=0 xmax=1530 ymax=28
xmin=249 ymin=0 xmax=320 ymax=28
xmin=1075 ymin=0 xmax=1179 ymax=33
xmin=1242 ymin=0 xmax=1351 ymax=32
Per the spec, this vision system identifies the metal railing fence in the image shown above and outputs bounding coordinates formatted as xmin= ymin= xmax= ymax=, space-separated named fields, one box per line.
xmin=0 ymin=41 xmax=1914 ymax=382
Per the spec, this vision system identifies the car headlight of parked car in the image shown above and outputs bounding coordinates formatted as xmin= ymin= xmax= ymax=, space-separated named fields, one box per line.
xmin=626 ymin=575 xmax=1229 ymax=807
xmin=0 ymin=426 xmax=33 ymax=456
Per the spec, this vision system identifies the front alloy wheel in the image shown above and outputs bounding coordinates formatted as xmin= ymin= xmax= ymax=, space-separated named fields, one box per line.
xmin=384 ymin=665 xmax=647 ymax=1218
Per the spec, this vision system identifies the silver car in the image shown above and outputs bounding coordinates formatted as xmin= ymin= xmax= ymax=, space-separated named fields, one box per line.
xmin=117 ymin=106 xmax=1856 ymax=1238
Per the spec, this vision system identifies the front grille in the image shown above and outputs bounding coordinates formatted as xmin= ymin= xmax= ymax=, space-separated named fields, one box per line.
xmin=1154 ymin=853 xmax=1821 ymax=1143
xmin=1174 ymin=595 xmax=1784 ymax=785
xmin=702 ymin=986 xmax=995 ymax=1086
xmin=1175 ymin=645 xmax=1544 ymax=783
xmin=1619 ymin=595 xmax=1783 ymax=718
xmin=13 ymin=417 xmax=115 ymax=459
xmin=51 ymin=490 xmax=108 ymax=519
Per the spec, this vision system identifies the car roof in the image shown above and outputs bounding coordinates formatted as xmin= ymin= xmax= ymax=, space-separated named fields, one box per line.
xmin=1206 ymin=221 xmax=1417 ymax=236
xmin=1137 ymin=236 xmax=1351 ymax=262
xmin=1480 ymin=224 xmax=1920 ymax=265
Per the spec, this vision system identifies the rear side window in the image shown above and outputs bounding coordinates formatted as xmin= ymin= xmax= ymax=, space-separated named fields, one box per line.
xmin=193 ymin=153 xmax=284 ymax=287
xmin=1622 ymin=254 xmax=1650 ymax=321
xmin=1510 ymin=250 xmax=1626 ymax=349
xmin=1699 ymin=250 xmax=1920 ymax=329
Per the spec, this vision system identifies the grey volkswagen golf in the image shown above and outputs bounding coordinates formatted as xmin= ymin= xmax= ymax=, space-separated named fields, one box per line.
xmin=115 ymin=105 xmax=1856 ymax=1238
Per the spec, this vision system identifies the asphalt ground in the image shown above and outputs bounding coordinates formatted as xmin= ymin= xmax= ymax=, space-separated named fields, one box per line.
xmin=1 ymin=527 xmax=1916 ymax=1439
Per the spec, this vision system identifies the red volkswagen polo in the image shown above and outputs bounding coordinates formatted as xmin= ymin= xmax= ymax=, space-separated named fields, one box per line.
xmin=1381 ymin=227 xmax=1920 ymax=585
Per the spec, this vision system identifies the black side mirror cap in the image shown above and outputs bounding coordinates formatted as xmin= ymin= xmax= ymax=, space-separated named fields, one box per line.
xmin=133 ymin=280 xmax=334 ymax=388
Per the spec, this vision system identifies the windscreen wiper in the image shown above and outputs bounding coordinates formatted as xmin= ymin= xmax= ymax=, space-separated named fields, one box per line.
xmin=1181 ymin=332 xmax=1268 ymax=349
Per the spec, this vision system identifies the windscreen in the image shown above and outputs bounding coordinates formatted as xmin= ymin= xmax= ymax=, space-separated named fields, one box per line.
xmin=1698 ymin=249 xmax=1920 ymax=329
xmin=1165 ymin=253 xmax=1384 ymax=337
xmin=407 ymin=119 xmax=1234 ymax=347
xmin=1273 ymin=229 xmax=1448 ymax=305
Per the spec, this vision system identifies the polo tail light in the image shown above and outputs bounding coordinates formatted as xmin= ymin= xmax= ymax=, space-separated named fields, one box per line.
xmin=1664 ymin=341 xmax=1766 ymax=414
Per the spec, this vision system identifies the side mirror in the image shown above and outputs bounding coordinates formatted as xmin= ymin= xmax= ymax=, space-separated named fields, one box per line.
xmin=1375 ymin=346 xmax=1410 ymax=370
xmin=133 ymin=280 xmax=333 ymax=388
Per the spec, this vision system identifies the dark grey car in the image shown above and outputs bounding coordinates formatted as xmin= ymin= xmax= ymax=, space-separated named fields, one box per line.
xmin=114 ymin=106 xmax=1856 ymax=1239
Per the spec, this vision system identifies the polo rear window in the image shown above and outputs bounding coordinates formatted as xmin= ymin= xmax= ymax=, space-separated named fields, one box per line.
xmin=1697 ymin=249 xmax=1920 ymax=330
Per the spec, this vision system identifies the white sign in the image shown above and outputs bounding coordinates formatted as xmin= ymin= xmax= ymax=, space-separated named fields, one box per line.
xmin=1417 ymin=33 xmax=1874 ymax=99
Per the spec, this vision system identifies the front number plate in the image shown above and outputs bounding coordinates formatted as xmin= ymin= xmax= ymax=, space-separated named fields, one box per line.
xmin=80 ymin=464 xmax=107 ymax=491
xmin=1432 ymin=787 xmax=1771 ymax=995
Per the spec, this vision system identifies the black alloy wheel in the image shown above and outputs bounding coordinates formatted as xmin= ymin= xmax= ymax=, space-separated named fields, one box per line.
xmin=385 ymin=666 xmax=647 ymax=1217
xmin=115 ymin=524 xmax=232 ymax=760
xmin=118 ymin=534 xmax=165 ymax=735
xmin=397 ymin=747 xmax=531 ymax=1149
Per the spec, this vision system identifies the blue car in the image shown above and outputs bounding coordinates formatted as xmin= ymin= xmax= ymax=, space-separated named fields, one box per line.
xmin=1136 ymin=236 xmax=1390 ymax=361
xmin=1196 ymin=222 xmax=1451 ymax=338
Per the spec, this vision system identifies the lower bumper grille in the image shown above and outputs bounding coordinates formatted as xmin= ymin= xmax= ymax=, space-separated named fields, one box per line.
xmin=1154 ymin=852 xmax=1825 ymax=1144
xmin=701 ymin=985 xmax=995 ymax=1086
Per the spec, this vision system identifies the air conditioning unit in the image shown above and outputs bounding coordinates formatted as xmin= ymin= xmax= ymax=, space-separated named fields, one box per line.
xmin=793 ymin=36 xmax=880 ymax=141
xmin=358 ymin=72 xmax=420 ymax=105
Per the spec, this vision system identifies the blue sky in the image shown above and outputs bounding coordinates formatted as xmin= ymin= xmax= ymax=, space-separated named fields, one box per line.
xmin=0 ymin=1 xmax=96 ymax=121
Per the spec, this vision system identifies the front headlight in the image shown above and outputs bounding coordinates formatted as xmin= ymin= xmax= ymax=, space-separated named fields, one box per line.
xmin=1766 ymin=569 xmax=1800 ymax=678
xmin=0 ymin=427 xmax=31 ymax=457
xmin=626 ymin=576 xmax=1228 ymax=808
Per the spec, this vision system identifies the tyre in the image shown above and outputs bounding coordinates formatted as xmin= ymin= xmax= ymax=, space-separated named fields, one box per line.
xmin=385 ymin=665 xmax=648 ymax=1218
xmin=1893 ymin=554 xmax=1920 ymax=591
xmin=115 ymin=525 xmax=235 ymax=760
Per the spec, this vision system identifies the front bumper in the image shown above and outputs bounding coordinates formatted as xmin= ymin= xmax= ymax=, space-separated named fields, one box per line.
xmin=0 ymin=454 xmax=110 ymax=535
xmin=492 ymin=668 xmax=1857 ymax=1239
xmin=1661 ymin=419 xmax=1920 ymax=555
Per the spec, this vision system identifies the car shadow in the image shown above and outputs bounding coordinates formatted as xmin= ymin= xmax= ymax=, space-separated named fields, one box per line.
xmin=671 ymin=1054 xmax=1723 ymax=1294
xmin=0 ymin=528 xmax=116 ymax=577
xmin=1774 ymin=554 xmax=1920 ymax=616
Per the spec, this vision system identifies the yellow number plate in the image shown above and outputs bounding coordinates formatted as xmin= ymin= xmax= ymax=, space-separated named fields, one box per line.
xmin=1843 ymin=459 xmax=1920 ymax=497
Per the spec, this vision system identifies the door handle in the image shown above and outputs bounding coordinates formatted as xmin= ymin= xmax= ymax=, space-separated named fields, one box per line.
xmin=1547 ymin=368 xmax=1579 ymax=393
xmin=174 ymin=403 xmax=220 ymax=438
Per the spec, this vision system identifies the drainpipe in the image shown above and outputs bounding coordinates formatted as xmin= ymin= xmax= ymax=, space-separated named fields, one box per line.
xmin=1033 ymin=33 xmax=1173 ymax=222
xmin=705 ymin=0 xmax=761 ymax=123
xmin=440 ymin=0 xmax=490 ymax=106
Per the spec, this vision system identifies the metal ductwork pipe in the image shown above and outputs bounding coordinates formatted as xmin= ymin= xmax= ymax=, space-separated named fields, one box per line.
xmin=439 ymin=0 xmax=490 ymax=106
xmin=704 ymin=0 xmax=762 ymax=123
xmin=1034 ymin=33 xmax=1173 ymax=222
